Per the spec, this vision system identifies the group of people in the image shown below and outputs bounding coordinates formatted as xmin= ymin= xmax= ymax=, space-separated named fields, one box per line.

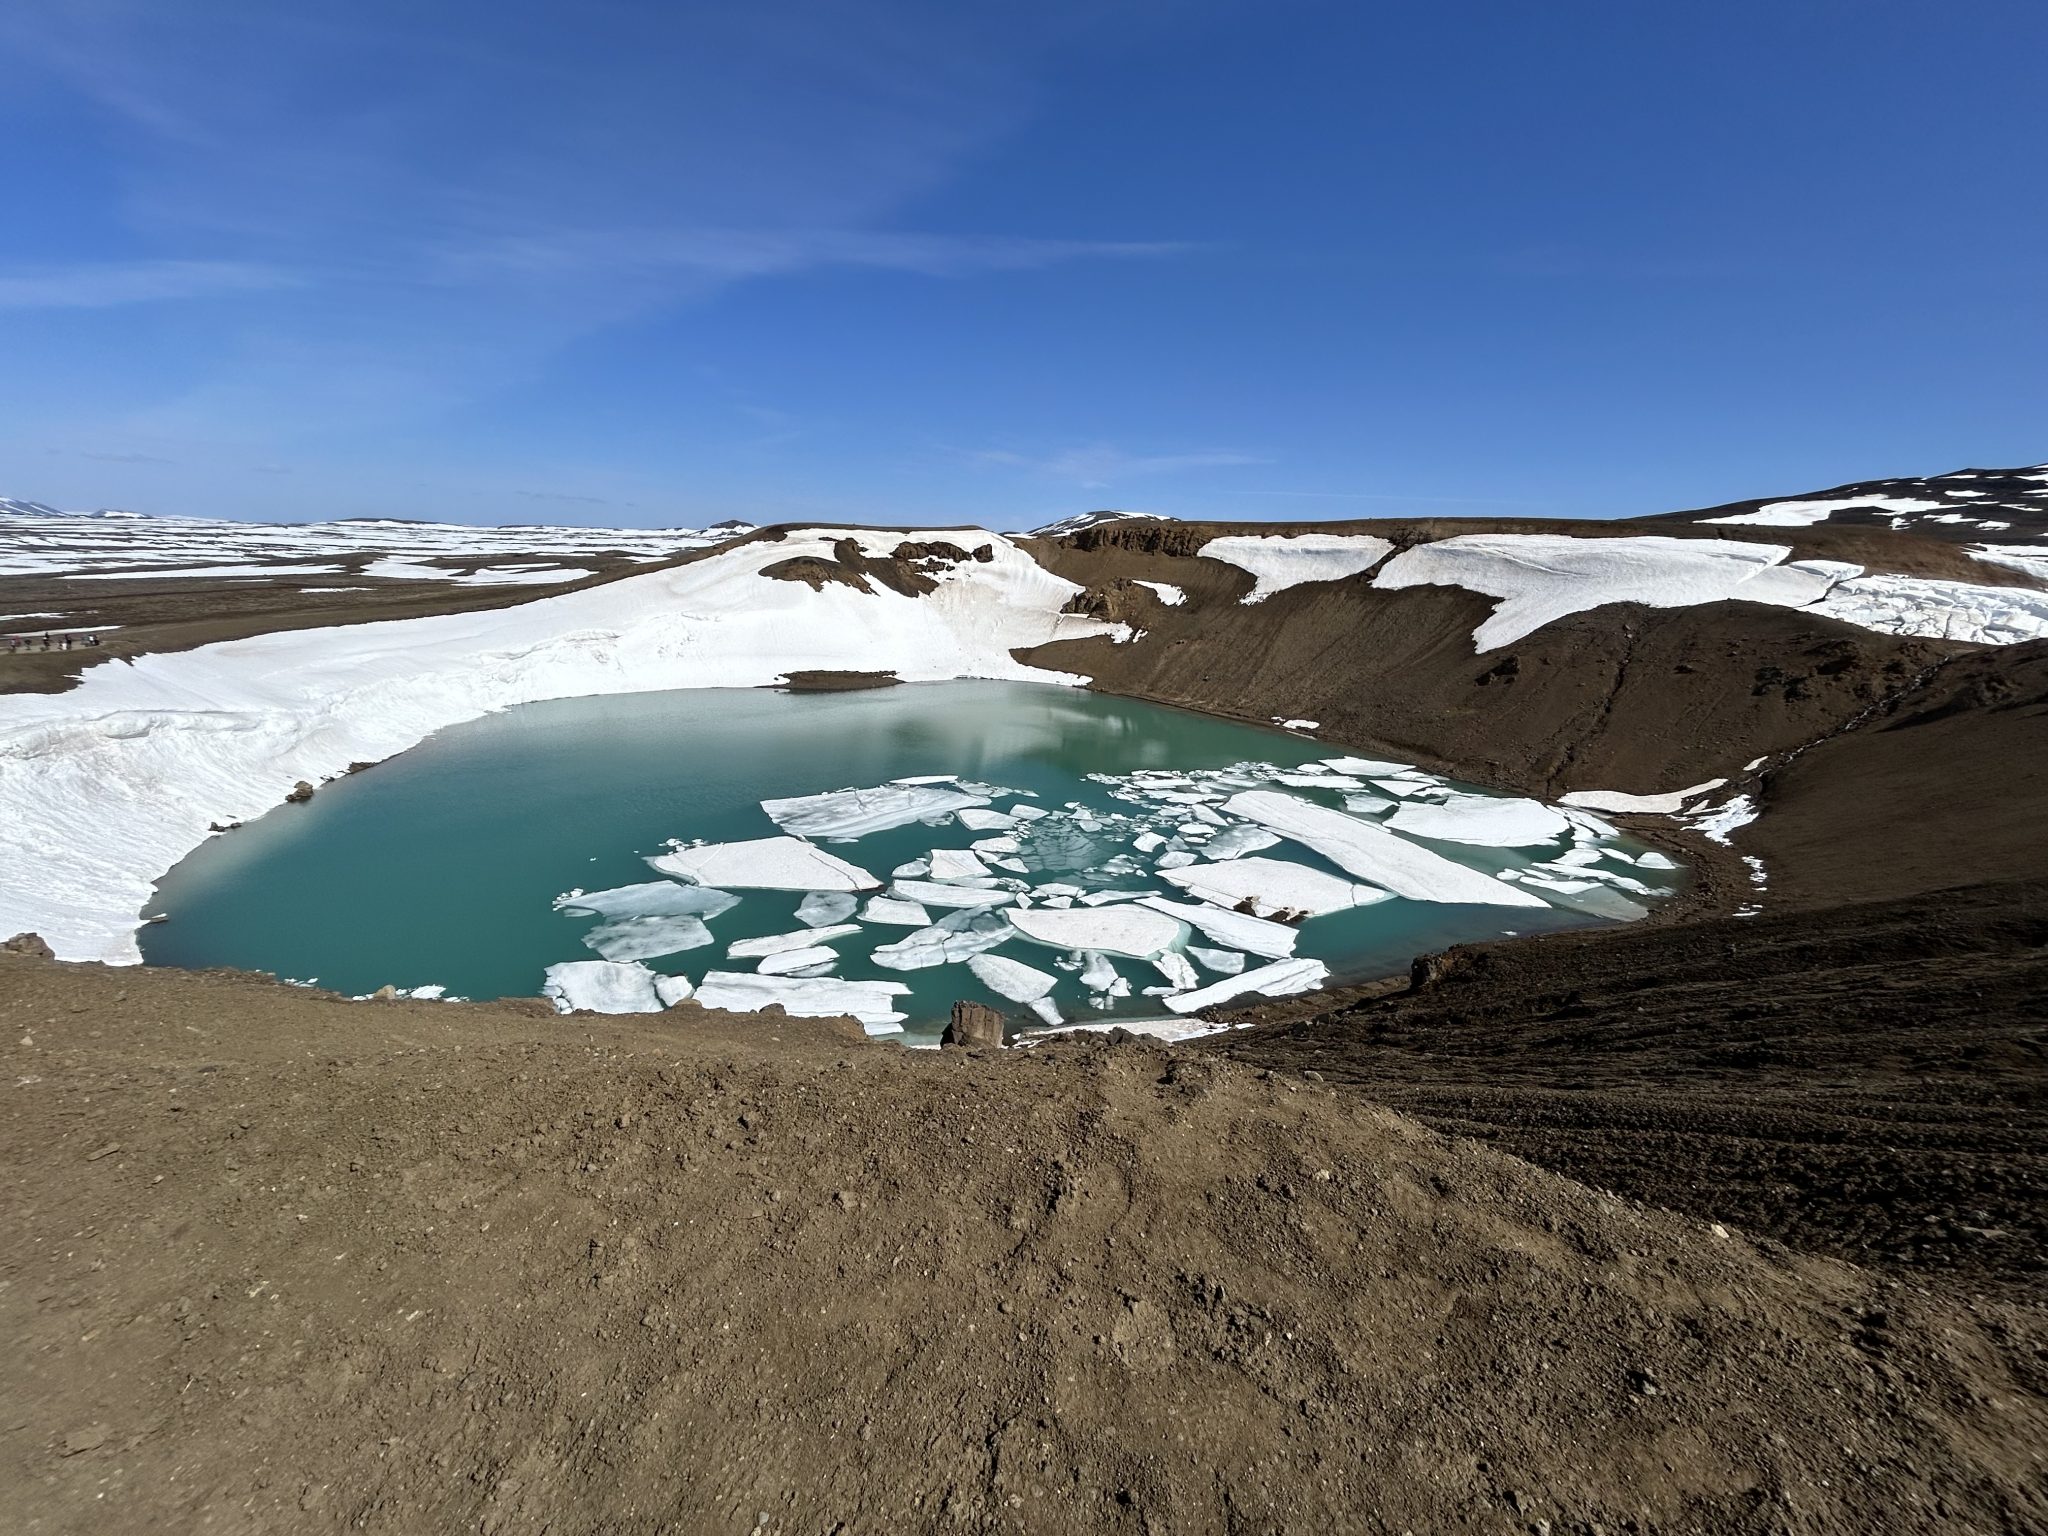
xmin=5 ymin=632 xmax=102 ymax=653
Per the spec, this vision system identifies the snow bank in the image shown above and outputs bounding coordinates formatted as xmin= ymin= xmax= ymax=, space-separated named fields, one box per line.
xmin=1200 ymin=534 xmax=1394 ymax=603
xmin=1163 ymin=957 xmax=1330 ymax=1014
xmin=1560 ymin=780 xmax=1724 ymax=815
xmin=0 ymin=527 xmax=1118 ymax=961
xmin=1699 ymin=496 xmax=1949 ymax=526
xmin=1372 ymin=533 xmax=2048 ymax=652
xmin=1132 ymin=580 xmax=1187 ymax=606
xmin=543 ymin=959 xmax=667 ymax=1014
xmin=693 ymin=971 xmax=909 ymax=1032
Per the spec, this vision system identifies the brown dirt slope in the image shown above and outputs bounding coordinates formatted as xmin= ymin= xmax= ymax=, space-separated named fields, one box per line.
xmin=1217 ymin=878 xmax=2048 ymax=1304
xmin=5 ymin=954 xmax=2046 ymax=1535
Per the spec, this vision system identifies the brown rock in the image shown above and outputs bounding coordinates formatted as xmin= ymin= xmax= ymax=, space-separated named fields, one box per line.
xmin=942 ymin=1000 xmax=1007 ymax=1050
xmin=2 ymin=932 xmax=55 ymax=960
xmin=284 ymin=780 xmax=316 ymax=804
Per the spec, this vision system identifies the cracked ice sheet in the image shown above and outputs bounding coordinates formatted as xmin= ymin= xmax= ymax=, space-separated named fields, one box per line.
xmin=1200 ymin=534 xmax=1394 ymax=603
xmin=581 ymin=913 xmax=714 ymax=962
xmin=1223 ymin=791 xmax=1549 ymax=908
xmin=761 ymin=782 xmax=988 ymax=839
xmin=648 ymin=836 xmax=878 ymax=891
xmin=554 ymin=882 xmax=740 ymax=920
xmin=727 ymin=923 xmax=861 ymax=959
xmin=543 ymin=959 xmax=666 ymax=1014
xmin=889 ymin=878 xmax=1016 ymax=909
xmin=873 ymin=909 xmax=1013 ymax=969
xmin=694 ymin=971 xmax=909 ymax=1033
xmin=1159 ymin=855 xmax=1385 ymax=918
xmin=1164 ymin=958 xmax=1330 ymax=1014
xmin=1006 ymin=903 xmax=1185 ymax=959
xmin=1138 ymin=897 xmax=1294 ymax=958
xmin=1383 ymin=795 xmax=1571 ymax=847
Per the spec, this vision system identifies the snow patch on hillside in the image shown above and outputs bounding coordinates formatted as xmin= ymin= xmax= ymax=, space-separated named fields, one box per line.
xmin=0 ymin=529 xmax=1119 ymax=963
xmin=1200 ymin=533 xmax=1394 ymax=603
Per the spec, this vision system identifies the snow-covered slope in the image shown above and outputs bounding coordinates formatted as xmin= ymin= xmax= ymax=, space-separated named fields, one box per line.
xmin=0 ymin=502 xmax=755 ymax=577
xmin=1661 ymin=464 xmax=2048 ymax=542
xmin=0 ymin=529 xmax=1121 ymax=963
xmin=1370 ymin=533 xmax=2048 ymax=651
xmin=1027 ymin=509 xmax=1167 ymax=538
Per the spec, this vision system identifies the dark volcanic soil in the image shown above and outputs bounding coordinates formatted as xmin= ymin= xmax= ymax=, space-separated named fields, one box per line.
xmin=5 ymin=955 xmax=2045 ymax=1535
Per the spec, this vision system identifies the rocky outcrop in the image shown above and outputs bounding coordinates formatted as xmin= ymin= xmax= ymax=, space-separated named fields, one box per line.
xmin=942 ymin=1000 xmax=1006 ymax=1050
xmin=2 ymin=932 xmax=53 ymax=959
xmin=284 ymin=780 xmax=315 ymax=804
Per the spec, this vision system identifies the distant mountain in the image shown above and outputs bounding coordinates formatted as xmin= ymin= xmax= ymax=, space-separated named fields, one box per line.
xmin=1027 ymin=509 xmax=1169 ymax=538
xmin=1649 ymin=464 xmax=2048 ymax=542
xmin=0 ymin=498 xmax=65 ymax=518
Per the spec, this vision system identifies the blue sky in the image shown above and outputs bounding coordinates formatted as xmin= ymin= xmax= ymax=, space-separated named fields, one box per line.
xmin=1 ymin=0 xmax=2041 ymax=529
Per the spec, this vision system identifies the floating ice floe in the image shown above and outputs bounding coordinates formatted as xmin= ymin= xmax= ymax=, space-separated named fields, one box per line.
xmin=1153 ymin=951 xmax=1200 ymax=991
xmin=872 ymin=909 xmax=1014 ymax=969
xmin=889 ymin=878 xmax=1016 ymax=909
xmin=928 ymin=849 xmax=992 ymax=881
xmin=1159 ymin=855 xmax=1384 ymax=918
xmin=757 ymin=945 xmax=838 ymax=976
xmin=726 ymin=923 xmax=862 ymax=959
xmin=1383 ymin=795 xmax=1571 ymax=847
xmin=648 ymin=836 xmax=879 ymax=892
xmin=761 ymin=782 xmax=988 ymax=839
xmin=967 ymin=953 xmax=1057 ymax=1002
xmin=955 ymin=807 xmax=1018 ymax=832
xmin=1136 ymin=895 xmax=1301 ymax=958
xmin=1223 ymin=791 xmax=1550 ymax=908
xmin=1187 ymin=945 xmax=1247 ymax=974
xmin=581 ymin=913 xmax=715 ymax=961
xmin=553 ymin=881 xmax=740 ymax=920
xmin=859 ymin=895 xmax=931 ymax=926
xmin=1006 ymin=903 xmax=1184 ymax=958
xmin=796 ymin=891 xmax=859 ymax=925
xmin=1200 ymin=533 xmax=1394 ymax=603
xmin=543 ymin=959 xmax=667 ymax=1014
xmin=1320 ymin=756 xmax=1414 ymax=776
xmin=1163 ymin=957 xmax=1330 ymax=1014
xmin=693 ymin=971 xmax=909 ymax=1032
xmin=1559 ymin=780 xmax=1725 ymax=815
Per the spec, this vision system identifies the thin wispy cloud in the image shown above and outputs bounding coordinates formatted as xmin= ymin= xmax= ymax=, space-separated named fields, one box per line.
xmin=968 ymin=443 xmax=1268 ymax=489
xmin=0 ymin=259 xmax=293 ymax=310
xmin=516 ymin=489 xmax=617 ymax=507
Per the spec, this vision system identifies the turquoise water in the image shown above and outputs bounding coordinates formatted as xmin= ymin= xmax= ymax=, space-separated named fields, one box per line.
xmin=142 ymin=682 xmax=1677 ymax=1038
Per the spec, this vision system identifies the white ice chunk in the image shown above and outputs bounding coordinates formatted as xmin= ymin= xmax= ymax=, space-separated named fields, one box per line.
xmin=581 ymin=913 xmax=715 ymax=961
xmin=649 ymin=836 xmax=879 ymax=892
xmin=654 ymin=974 xmax=695 ymax=1007
xmin=955 ymin=807 xmax=1019 ymax=832
xmin=1159 ymin=855 xmax=1384 ymax=918
xmin=1559 ymin=780 xmax=1725 ymax=815
xmin=543 ymin=960 xmax=665 ymax=1014
xmin=1341 ymin=794 xmax=1394 ymax=815
xmin=727 ymin=923 xmax=861 ymax=959
xmin=967 ymin=953 xmax=1057 ymax=1002
xmin=1006 ymin=904 xmax=1185 ymax=959
xmin=1078 ymin=952 xmax=1122 ymax=992
xmin=1635 ymin=850 xmax=1681 ymax=871
xmin=872 ymin=909 xmax=1014 ymax=970
xmin=892 ymin=858 xmax=930 ymax=878
xmin=1133 ymin=831 xmax=1167 ymax=853
xmin=1384 ymin=796 xmax=1571 ymax=847
xmin=1163 ymin=958 xmax=1330 ymax=1014
xmin=890 ymin=878 xmax=1016 ymax=909
xmin=694 ymin=971 xmax=909 ymax=1033
xmin=796 ymin=891 xmax=859 ymax=926
xmin=1153 ymin=951 xmax=1200 ymax=991
xmin=1136 ymin=895 xmax=1301 ymax=959
xmin=859 ymin=895 xmax=931 ymax=926
xmin=1028 ymin=997 xmax=1064 ymax=1027
xmin=761 ymin=782 xmax=989 ymax=839
xmin=1200 ymin=825 xmax=1280 ymax=861
xmin=1319 ymin=756 xmax=1414 ymax=775
xmin=757 ymin=945 xmax=838 ymax=976
xmin=1201 ymin=533 xmax=1394 ymax=603
xmin=1155 ymin=850 xmax=1199 ymax=870
xmin=970 ymin=835 xmax=1021 ymax=855
xmin=1187 ymin=945 xmax=1247 ymax=975
xmin=553 ymin=881 xmax=740 ymax=920
xmin=1223 ymin=791 xmax=1550 ymax=908
xmin=928 ymin=848 xmax=992 ymax=881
